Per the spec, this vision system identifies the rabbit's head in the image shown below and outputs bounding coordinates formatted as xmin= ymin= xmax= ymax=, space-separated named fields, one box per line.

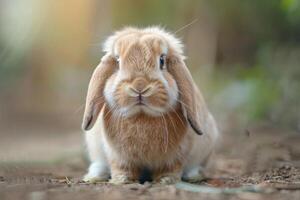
xmin=82 ymin=27 xmax=203 ymax=135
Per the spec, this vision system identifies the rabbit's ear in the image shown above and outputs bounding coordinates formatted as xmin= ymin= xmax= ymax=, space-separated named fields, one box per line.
xmin=168 ymin=56 xmax=204 ymax=135
xmin=82 ymin=54 xmax=117 ymax=131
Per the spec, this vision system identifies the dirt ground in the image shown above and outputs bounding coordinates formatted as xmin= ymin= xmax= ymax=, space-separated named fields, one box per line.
xmin=1 ymin=121 xmax=300 ymax=200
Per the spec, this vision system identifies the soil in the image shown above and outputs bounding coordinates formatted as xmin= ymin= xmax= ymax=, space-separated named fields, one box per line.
xmin=1 ymin=123 xmax=300 ymax=200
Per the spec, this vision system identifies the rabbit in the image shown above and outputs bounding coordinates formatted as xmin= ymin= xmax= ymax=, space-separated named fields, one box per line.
xmin=82 ymin=27 xmax=219 ymax=184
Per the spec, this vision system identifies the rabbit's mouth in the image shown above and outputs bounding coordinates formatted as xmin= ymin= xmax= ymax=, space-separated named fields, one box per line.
xmin=118 ymin=102 xmax=168 ymax=118
xmin=136 ymin=102 xmax=146 ymax=106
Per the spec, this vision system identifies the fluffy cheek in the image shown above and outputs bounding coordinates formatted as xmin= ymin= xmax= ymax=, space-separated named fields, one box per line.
xmin=160 ymin=72 xmax=179 ymax=109
xmin=114 ymin=85 xmax=140 ymax=116
xmin=147 ymin=83 xmax=169 ymax=108
xmin=144 ymin=76 xmax=178 ymax=114
xmin=104 ymin=74 xmax=119 ymax=108
xmin=114 ymin=83 xmax=134 ymax=107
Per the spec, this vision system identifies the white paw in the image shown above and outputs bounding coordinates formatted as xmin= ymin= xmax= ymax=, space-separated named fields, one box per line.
xmin=83 ymin=162 xmax=110 ymax=183
xmin=83 ymin=173 xmax=109 ymax=183
xmin=109 ymin=174 xmax=133 ymax=185
xmin=182 ymin=167 xmax=205 ymax=183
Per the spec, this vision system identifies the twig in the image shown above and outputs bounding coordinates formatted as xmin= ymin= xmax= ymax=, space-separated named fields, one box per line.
xmin=65 ymin=176 xmax=72 ymax=185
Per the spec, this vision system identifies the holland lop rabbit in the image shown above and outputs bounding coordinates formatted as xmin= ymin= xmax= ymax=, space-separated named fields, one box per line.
xmin=82 ymin=27 xmax=219 ymax=184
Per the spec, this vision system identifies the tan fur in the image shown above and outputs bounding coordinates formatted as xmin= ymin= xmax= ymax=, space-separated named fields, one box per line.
xmin=168 ymin=56 xmax=207 ymax=135
xmin=82 ymin=27 xmax=219 ymax=184
xmin=82 ymin=55 xmax=117 ymax=130
xmin=103 ymin=103 xmax=190 ymax=182
xmin=104 ymin=104 xmax=187 ymax=160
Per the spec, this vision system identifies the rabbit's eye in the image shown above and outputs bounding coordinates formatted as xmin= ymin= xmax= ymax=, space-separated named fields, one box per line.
xmin=159 ymin=54 xmax=166 ymax=70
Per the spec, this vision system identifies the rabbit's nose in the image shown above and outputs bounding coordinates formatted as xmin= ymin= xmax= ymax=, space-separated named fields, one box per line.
xmin=127 ymin=86 xmax=152 ymax=96
xmin=126 ymin=79 xmax=153 ymax=97
xmin=132 ymin=77 xmax=147 ymax=92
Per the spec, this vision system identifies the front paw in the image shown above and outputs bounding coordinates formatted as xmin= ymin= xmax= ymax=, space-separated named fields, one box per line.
xmin=182 ymin=167 xmax=205 ymax=183
xmin=109 ymin=174 xmax=134 ymax=185
xmin=156 ymin=175 xmax=180 ymax=185
xmin=83 ymin=173 xmax=109 ymax=183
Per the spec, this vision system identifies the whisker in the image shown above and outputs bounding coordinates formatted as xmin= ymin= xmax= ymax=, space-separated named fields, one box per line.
xmin=116 ymin=111 xmax=122 ymax=136
xmin=90 ymin=96 xmax=106 ymax=102
xmin=175 ymin=99 xmax=189 ymax=110
xmin=176 ymin=90 xmax=201 ymax=116
xmin=166 ymin=111 xmax=176 ymax=134
xmin=120 ymin=112 xmax=124 ymax=136
xmin=158 ymin=114 xmax=166 ymax=152
xmin=73 ymin=103 xmax=85 ymax=114
xmin=168 ymin=103 xmax=186 ymax=127
xmin=176 ymin=98 xmax=200 ymax=119
xmin=175 ymin=90 xmax=191 ymax=108
xmin=110 ymin=106 xmax=122 ymax=136
xmin=174 ymin=18 xmax=198 ymax=34
xmin=161 ymin=113 xmax=169 ymax=153
xmin=103 ymin=104 xmax=118 ymax=121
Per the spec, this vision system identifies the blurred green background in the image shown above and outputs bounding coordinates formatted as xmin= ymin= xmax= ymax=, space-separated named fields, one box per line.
xmin=0 ymin=0 xmax=299 ymax=142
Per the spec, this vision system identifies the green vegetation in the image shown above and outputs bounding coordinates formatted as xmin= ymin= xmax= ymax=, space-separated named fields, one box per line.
xmin=0 ymin=0 xmax=299 ymax=129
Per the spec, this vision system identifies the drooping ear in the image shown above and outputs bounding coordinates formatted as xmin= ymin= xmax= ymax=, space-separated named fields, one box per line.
xmin=82 ymin=54 xmax=117 ymax=131
xmin=167 ymin=55 xmax=205 ymax=135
